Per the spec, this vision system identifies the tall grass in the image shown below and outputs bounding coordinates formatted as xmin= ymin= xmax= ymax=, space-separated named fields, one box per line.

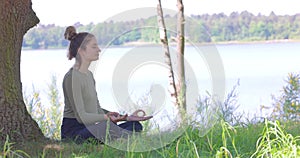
xmin=1 ymin=74 xmax=298 ymax=157
xmin=1 ymin=135 xmax=30 ymax=158
xmin=251 ymin=120 xmax=300 ymax=158
xmin=23 ymin=75 xmax=62 ymax=140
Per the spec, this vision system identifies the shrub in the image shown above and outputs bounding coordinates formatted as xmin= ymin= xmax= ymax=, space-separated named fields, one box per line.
xmin=271 ymin=73 xmax=300 ymax=121
xmin=24 ymin=75 xmax=63 ymax=140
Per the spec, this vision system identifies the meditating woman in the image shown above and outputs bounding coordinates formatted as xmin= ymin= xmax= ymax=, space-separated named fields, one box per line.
xmin=61 ymin=26 xmax=152 ymax=143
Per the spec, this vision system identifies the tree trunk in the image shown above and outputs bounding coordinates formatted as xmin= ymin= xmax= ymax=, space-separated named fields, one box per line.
xmin=176 ymin=0 xmax=186 ymax=110
xmin=0 ymin=0 xmax=44 ymax=142
xmin=157 ymin=0 xmax=179 ymax=107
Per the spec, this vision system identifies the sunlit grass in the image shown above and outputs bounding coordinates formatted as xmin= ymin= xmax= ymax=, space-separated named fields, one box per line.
xmin=251 ymin=120 xmax=300 ymax=158
xmin=1 ymin=74 xmax=298 ymax=157
xmin=1 ymin=119 xmax=299 ymax=158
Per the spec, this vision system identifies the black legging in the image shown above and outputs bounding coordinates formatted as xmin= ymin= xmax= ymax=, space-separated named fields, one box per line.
xmin=61 ymin=118 xmax=143 ymax=143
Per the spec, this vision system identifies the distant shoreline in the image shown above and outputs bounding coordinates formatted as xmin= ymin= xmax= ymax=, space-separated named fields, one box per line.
xmin=105 ymin=39 xmax=300 ymax=48
xmin=123 ymin=39 xmax=300 ymax=46
xmin=211 ymin=39 xmax=300 ymax=45
xmin=22 ymin=39 xmax=300 ymax=50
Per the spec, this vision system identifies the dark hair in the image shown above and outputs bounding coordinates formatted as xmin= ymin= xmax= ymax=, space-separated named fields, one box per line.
xmin=64 ymin=26 xmax=95 ymax=60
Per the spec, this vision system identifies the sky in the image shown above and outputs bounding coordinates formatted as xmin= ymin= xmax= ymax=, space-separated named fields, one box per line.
xmin=32 ymin=0 xmax=300 ymax=26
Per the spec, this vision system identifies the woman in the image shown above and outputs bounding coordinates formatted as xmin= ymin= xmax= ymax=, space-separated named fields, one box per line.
xmin=61 ymin=26 xmax=152 ymax=143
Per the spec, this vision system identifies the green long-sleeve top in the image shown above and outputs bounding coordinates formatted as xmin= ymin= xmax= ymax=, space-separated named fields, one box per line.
xmin=62 ymin=68 xmax=108 ymax=124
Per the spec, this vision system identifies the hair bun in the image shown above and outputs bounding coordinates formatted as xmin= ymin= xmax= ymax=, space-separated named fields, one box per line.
xmin=64 ymin=26 xmax=77 ymax=41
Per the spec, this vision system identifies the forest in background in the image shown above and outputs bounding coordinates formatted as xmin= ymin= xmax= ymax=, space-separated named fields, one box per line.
xmin=23 ymin=11 xmax=300 ymax=49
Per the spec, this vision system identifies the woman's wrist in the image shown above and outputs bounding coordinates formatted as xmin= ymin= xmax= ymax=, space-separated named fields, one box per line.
xmin=104 ymin=114 xmax=109 ymax=120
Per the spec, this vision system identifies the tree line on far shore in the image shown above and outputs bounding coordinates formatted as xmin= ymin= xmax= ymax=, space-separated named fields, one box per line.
xmin=23 ymin=11 xmax=300 ymax=49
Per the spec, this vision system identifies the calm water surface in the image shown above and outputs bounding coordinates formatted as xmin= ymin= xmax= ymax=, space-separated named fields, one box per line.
xmin=21 ymin=42 xmax=300 ymax=118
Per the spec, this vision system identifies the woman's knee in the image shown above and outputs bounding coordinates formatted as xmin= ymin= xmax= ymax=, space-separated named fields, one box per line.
xmin=119 ymin=121 xmax=143 ymax=132
xmin=133 ymin=121 xmax=143 ymax=132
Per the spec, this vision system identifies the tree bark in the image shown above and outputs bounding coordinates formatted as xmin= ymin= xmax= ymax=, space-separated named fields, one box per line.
xmin=176 ymin=0 xmax=186 ymax=110
xmin=0 ymin=0 xmax=44 ymax=142
xmin=157 ymin=0 xmax=179 ymax=107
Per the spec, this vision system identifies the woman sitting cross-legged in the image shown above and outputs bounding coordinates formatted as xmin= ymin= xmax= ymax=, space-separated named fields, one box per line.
xmin=61 ymin=26 xmax=152 ymax=143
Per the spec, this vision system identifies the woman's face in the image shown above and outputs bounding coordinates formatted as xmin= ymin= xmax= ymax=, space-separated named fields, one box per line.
xmin=81 ymin=37 xmax=101 ymax=62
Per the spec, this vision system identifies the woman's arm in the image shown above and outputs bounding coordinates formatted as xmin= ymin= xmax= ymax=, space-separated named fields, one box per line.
xmin=64 ymin=72 xmax=107 ymax=124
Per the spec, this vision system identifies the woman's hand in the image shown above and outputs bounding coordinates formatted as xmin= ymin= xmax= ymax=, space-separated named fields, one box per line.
xmin=126 ymin=109 xmax=153 ymax=121
xmin=105 ymin=110 xmax=153 ymax=123
xmin=106 ymin=112 xmax=128 ymax=123
xmin=131 ymin=109 xmax=146 ymax=117
xmin=126 ymin=115 xmax=153 ymax=121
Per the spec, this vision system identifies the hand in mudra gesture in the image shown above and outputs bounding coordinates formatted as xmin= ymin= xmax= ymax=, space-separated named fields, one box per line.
xmin=107 ymin=112 xmax=128 ymax=123
xmin=107 ymin=110 xmax=152 ymax=123
xmin=126 ymin=109 xmax=153 ymax=122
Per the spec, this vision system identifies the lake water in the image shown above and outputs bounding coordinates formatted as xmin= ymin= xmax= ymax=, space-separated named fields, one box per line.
xmin=21 ymin=42 xmax=300 ymax=119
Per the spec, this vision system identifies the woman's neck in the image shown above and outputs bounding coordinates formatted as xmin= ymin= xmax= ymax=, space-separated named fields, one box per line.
xmin=74 ymin=60 xmax=90 ymax=74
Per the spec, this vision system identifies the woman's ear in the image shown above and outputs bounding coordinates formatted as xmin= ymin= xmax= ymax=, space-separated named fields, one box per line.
xmin=77 ymin=48 xmax=85 ymax=57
